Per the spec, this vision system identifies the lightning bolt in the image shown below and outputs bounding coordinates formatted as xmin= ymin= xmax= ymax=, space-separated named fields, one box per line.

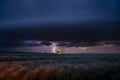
xmin=52 ymin=43 xmax=57 ymax=53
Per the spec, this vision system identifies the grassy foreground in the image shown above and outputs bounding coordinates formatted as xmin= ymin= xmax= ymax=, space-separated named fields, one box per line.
xmin=0 ymin=53 xmax=120 ymax=80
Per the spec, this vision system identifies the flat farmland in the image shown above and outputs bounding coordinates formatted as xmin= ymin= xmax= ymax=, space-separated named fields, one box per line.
xmin=0 ymin=53 xmax=120 ymax=80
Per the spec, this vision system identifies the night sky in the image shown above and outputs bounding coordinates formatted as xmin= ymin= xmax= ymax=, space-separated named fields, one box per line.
xmin=0 ymin=0 xmax=120 ymax=53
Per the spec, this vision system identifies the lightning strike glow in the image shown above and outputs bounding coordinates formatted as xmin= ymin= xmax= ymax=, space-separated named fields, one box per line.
xmin=53 ymin=46 xmax=57 ymax=53
xmin=52 ymin=43 xmax=57 ymax=53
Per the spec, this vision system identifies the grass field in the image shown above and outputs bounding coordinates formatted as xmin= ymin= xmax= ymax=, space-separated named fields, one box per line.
xmin=0 ymin=53 xmax=120 ymax=80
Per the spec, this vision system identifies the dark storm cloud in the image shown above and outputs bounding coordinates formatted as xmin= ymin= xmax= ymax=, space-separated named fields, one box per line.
xmin=102 ymin=41 xmax=120 ymax=47
xmin=56 ymin=41 xmax=120 ymax=47
xmin=57 ymin=41 xmax=100 ymax=47
xmin=0 ymin=41 xmax=22 ymax=47
xmin=40 ymin=41 xmax=52 ymax=46
xmin=2 ymin=21 xmax=120 ymax=41
xmin=23 ymin=41 xmax=52 ymax=46
xmin=0 ymin=40 xmax=52 ymax=47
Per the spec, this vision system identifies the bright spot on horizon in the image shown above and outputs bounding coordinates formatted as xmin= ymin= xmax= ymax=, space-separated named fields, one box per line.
xmin=79 ymin=47 xmax=87 ymax=50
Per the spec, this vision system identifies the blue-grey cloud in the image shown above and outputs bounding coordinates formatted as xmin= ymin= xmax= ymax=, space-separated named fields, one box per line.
xmin=0 ymin=0 xmax=120 ymax=27
xmin=0 ymin=40 xmax=52 ymax=48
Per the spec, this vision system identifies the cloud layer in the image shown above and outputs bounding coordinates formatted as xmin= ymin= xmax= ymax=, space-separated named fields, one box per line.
xmin=0 ymin=0 xmax=120 ymax=52
xmin=0 ymin=0 xmax=120 ymax=26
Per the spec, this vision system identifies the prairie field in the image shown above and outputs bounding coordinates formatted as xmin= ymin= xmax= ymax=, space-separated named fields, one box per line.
xmin=0 ymin=53 xmax=120 ymax=80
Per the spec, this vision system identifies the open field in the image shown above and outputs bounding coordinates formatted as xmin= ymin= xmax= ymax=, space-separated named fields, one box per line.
xmin=0 ymin=53 xmax=120 ymax=80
